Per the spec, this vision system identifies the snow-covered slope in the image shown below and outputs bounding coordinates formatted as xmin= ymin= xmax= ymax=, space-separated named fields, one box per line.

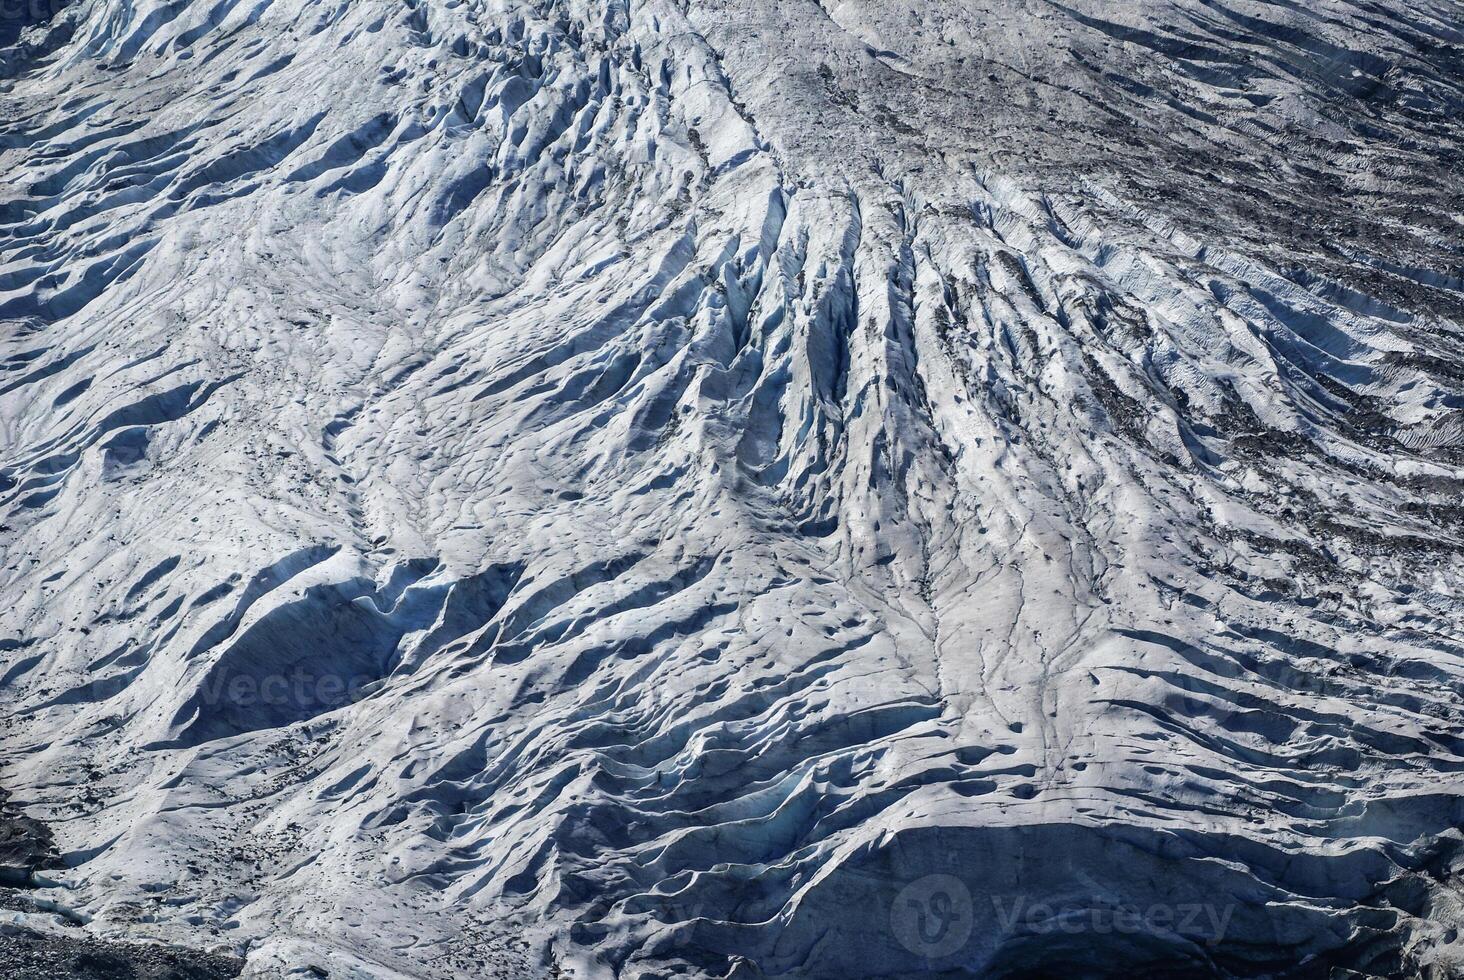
xmin=3 ymin=0 xmax=1464 ymax=976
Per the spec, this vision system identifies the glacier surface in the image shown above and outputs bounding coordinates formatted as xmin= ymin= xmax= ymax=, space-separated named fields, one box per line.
xmin=2 ymin=0 xmax=1464 ymax=976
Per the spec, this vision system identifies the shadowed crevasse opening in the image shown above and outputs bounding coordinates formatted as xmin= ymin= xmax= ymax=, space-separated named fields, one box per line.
xmin=621 ymin=819 xmax=1464 ymax=978
xmin=0 ymin=0 xmax=70 ymax=64
xmin=167 ymin=561 xmax=525 ymax=747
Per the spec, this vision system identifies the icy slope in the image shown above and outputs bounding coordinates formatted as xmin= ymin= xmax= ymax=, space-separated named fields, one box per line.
xmin=2 ymin=0 xmax=1464 ymax=976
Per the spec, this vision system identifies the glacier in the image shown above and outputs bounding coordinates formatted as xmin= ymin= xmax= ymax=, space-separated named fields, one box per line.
xmin=2 ymin=0 xmax=1464 ymax=976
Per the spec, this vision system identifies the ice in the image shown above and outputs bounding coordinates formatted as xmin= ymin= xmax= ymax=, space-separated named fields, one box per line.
xmin=2 ymin=0 xmax=1463 ymax=977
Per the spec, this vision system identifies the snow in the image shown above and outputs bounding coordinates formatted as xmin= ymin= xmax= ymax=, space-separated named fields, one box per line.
xmin=2 ymin=0 xmax=1464 ymax=976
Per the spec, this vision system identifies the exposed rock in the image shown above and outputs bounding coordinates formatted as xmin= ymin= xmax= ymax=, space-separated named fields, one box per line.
xmin=0 ymin=921 xmax=244 ymax=980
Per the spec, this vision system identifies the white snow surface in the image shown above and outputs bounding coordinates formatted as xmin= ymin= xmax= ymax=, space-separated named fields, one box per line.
xmin=2 ymin=0 xmax=1464 ymax=977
